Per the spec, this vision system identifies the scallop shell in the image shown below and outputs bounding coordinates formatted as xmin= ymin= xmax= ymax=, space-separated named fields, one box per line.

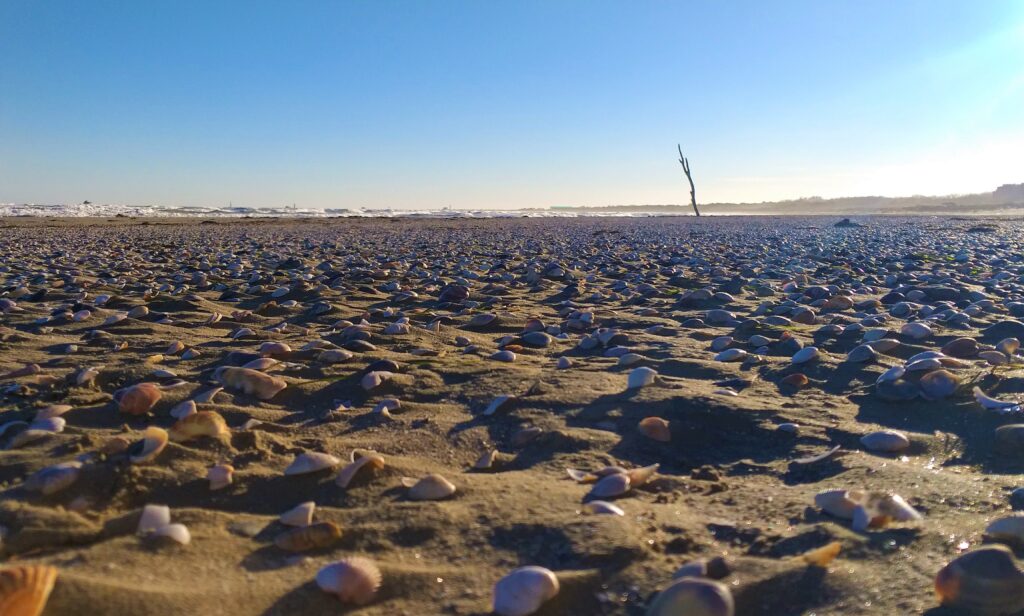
xmin=646 ymin=577 xmax=734 ymax=616
xmin=0 ymin=565 xmax=58 ymax=616
xmin=935 ymin=545 xmax=1024 ymax=614
xmin=274 ymin=521 xmax=342 ymax=552
xmin=493 ymin=566 xmax=560 ymax=616
xmin=168 ymin=411 xmax=229 ymax=442
xmin=404 ymin=474 xmax=456 ymax=500
xmin=335 ymin=451 xmax=385 ymax=488
xmin=207 ymin=464 xmax=233 ymax=490
xmin=316 ymin=557 xmax=382 ymax=605
xmin=137 ymin=504 xmax=171 ymax=534
xmin=24 ymin=461 xmax=82 ymax=495
xmin=215 ymin=366 xmax=286 ymax=400
xmin=860 ymin=430 xmax=910 ymax=453
xmin=792 ymin=346 xmax=820 ymax=365
xmin=280 ymin=501 xmax=316 ymax=527
xmin=627 ymin=366 xmax=657 ymax=388
xmin=284 ymin=452 xmax=341 ymax=475
xmin=129 ymin=427 xmax=169 ymax=464
xmin=638 ymin=417 xmax=671 ymax=442
xmin=116 ymin=382 xmax=162 ymax=415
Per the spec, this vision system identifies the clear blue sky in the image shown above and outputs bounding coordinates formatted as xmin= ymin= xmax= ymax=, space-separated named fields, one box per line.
xmin=2 ymin=1 xmax=1022 ymax=209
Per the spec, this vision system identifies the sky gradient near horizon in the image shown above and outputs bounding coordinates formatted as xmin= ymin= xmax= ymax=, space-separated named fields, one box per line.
xmin=2 ymin=1 xmax=1023 ymax=210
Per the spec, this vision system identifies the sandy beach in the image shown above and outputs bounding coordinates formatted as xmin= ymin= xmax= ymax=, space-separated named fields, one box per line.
xmin=2 ymin=215 xmax=1024 ymax=615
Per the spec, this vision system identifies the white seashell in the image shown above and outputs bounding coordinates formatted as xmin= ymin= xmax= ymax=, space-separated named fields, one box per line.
xmin=863 ymin=328 xmax=892 ymax=342
xmin=152 ymin=523 xmax=191 ymax=545
xmin=484 ymin=395 xmax=515 ymax=416
xmin=170 ymin=400 xmax=197 ymax=419
xmin=974 ymin=386 xmax=1020 ymax=410
xmin=556 ymin=357 xmax=572 ymax=369
xmin=207 ymin=464 xmax=233 ymax=490
xmin=403 ymin=474 xmax=456 ymax=500
xmin=980 ymin=350 xmax=1009 ymax=366
xmin=860 ymin=430 xmax=910 ymax=453
xmin=710 ymin=336 xmax=733 ymax=352
xmin=285 ymin=452 xmax=341 ymax=475
xmin=617 ymin=353 xmax=645 ymax=366
xmin=985 ymin=514 xmax=1024 ymax=545
xmin=583 ymin=500 xmax=625 ymax=516
xmin=875 ymin=365 xmax=905 ymax=385
xmin=193 ymin=387 xmax=223 ymax=403
xmin=137 ymin=504 xmax=171 ymax=534
xmin=900 ymin=322 xmax=932 ymax=340
xmin=588 ymin=472 xmax=630 ymax=498
xmin=714 ymin=348 xmax=747 ymax=362
xmin=791 ymin=346 xmax=820 ymax=365
xmin=280 ymin=501 xmax=316 ymax=527
xmin=34 ymin=405 xmax=72 ymax=421
xmin=492 ymin=566 xmax=560 ymax=616
xmin=316 ymin=557 xmax=382 ymax=605
xmin=814 ymin=489 xmax=863 ymax=520
xmin=626 ymin=366 xmax=657 ymax=389
xmin=905 ymin=358 xmax=942 ymax=372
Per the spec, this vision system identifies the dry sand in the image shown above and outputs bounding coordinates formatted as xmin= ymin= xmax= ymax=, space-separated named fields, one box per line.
xmin=1 ymin=215 xmax=1023 ymax=615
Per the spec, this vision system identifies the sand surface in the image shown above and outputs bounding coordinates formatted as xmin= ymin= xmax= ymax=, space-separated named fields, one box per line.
xmin=2 ymin=215 xmax=1024 ymax=615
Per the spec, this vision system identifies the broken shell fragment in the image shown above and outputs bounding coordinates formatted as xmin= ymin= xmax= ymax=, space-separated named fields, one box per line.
xmin=280 ymin=501 xmax=316 ymax=527
xmin=316 ymin=557 xmax=382 ymax=605
xmin=974 ymin=386 xmax=1020 ymax=411
xmin=137 ymin=504 xmax=172 ymax=534
xmin=815 ymin=489 xmax=863 ymax=520
xmin=403 ymin=474 xmax=456 ymax=500
xmin=493 ymin=566 xmax=560 ymax=616
xmin=474 ymin=449 xmax=499 ymax=470
xmin=274 ymin=521 xmax=342 ymax=552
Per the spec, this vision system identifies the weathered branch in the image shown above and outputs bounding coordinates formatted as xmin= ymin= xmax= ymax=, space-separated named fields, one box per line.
xmin=677 ymin=144 xmax=700 ymax=217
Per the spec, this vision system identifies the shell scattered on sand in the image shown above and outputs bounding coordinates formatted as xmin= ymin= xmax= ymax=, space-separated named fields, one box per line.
xmin=316 ymin=557 xmax=382 ymax=605
xmin=492 ymin=566 xmax=560 ymax=616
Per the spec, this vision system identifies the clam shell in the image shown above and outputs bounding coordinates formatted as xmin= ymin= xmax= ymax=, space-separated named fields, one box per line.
xmin=137 ymin=504 xmax=171 ymax=534
xmin=714 ymin=348 xmax=747 ymax=362
xmin=361 ymin=370 xmax=393 ymax=391
xmin=493 ymin=566 xmax=560 ymax=616
xmin=875 ymin=365 xmax=905 ymax=385
xmin=404 ymin=473 xmax=456 ymax=500
xmin=814 ymin=488 xmax=863 ymax=520
xmin=638 ymin=417 xmax=671 ymax=442
xmin=0 ymin=565 xmax=58 ymax=616
xmin=997 ymin=338 xmax=1020 ymax=356
xmin=316 ymin=557 xmax=382 ymax=605
xmin=169 ymin=411 xmax=229 ymax=442
xmin=869 ymin=338 xmax=901 ymax=353
xmin=627 ymin=463 xmax=659 ymax=487
xmin=627 ymin=366 xmax=658 ymax=388
xmin=986 ymin=514 xmax=1024 ymax=546
xmin=34 ymin=405 xmax=72 ymax=421
xmin=116 ymin=382 xmax=162 ymax=415
xmin=587 ymin=472 xmax=630 ymax=499
xmin=169 ymin=399 xmax=197 ymax=420
xmin=942 ymin=337 xmax=979 ymax=358
xmin=129 ymin=427 xmax=169 ymax=464
xmin=860 ymin=430 xmax=910 ymax=453
xmin=207 ymin=464 xmax=234 ymax=490
xmin=274 ymin=521 xmax=341 ymax=552
xmin=846 ymin=344 xmax=878 ymax=363
xmin=215 ymin=366 xmax=286 ymax=400
xmin=791 ymin=346 xmax=820 ymax=365
xmin=335 ymin=451 xmax=385 ymax=488
xmin=980 ymin=350 xmax=1010 ymax=366
xmin=919 ymin=369 xmax=959 ymax=400
xmin=24 ymin=461 xmax=82 ymax=495
xmin=280 ymin=501 xmax=316 ymax=527
xmin=646 ymin=577 xmax=734 ymax=616
xmin=152 ymin=523 xmax=190 ymax=545
xmin=935 ymin=545 xmax=1024 ymax=614
xmin=285 ymin=452 xmax=341 ymax=475
xmin=900 ymin=321 xmax=932 ymax=340
xmin=583 ymin=500 xmax=625 ymax=515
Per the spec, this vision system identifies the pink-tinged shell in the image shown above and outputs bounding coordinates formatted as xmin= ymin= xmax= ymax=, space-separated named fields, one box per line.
xmin=137 ymin=504 xmax=171 ymax=534
xmin=316 ymin=557 xmax=382 ymax=605
xmin=207 ymin=464 xmax=234 ymax=490
xmin=814 ymin=489 xmax=863 ymax=520
xmin=116 ymin=383 xmax=162 ymax=415
xmin=280 ymin=501 xmax=315 ymax=527
xmin=638 ymin=417 xmax=671 ymax=442
xmin=215 ymin=367 xmax=286 ymax=400
xmin=492 ymin=566 xmax=560 ymax=616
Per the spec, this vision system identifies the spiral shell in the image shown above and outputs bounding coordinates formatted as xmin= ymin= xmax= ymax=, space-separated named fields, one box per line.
xmin=274 ymin=521 xmax=341 ymax=552
xmin=492 ymin=566 xmax=560 ymax=616
xmin=316 ymin=557 xmax=382 ymax=605
xmin=0 ymin=565 xmax=58 ymax=616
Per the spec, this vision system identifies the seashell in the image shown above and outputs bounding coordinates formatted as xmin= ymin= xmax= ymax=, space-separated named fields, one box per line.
xmin=491 ymin=350 xmax=516 ymax=362
xmin=116 ymin=382 xmax=162 ymax=415
xmin=403 ymin=473 xmax=456 ymax=500
xmin=918 ymin=369 xmax=959 ymax=400
xmin=583 ymin=500 xmax=625 ymax=515
xmin=997 ymin=337 xmax=1020 ymax=357
xmin=791 ymin=346 xmax=820 ymax=365
xmin=274 ymin=521 xmax=342 ymax=552
xmin=780 ymin=373 xmax=809 ymax=388
xmin=137 ymin=504 xmax=171 ymax=534
xmin=285 ymin=452 xmax=341 ymax=475
xmin=258 ymin=341 xmax=291 ymax=356
xmin=714 ymin=348 xmax=747 ymax=362
xmin=207 ymin=464 xmax=233 ymax=490
xmin=638 ymin=417 xmax=671 ymax=442
xmin=935 ymin=545 xmax=1024 ymax=614
xmin=361 ymin=370 xmax=393 ymax=391
xmin=127 ymin=305 xmax=149 ymax=318
xmin=588 ymin=472 xmax=630 ymax=499
xmin=710 ymin=336 xmax=733 ymax=352
xmin=319 ymin=349 xmax=353 ymax=364
xmin=860 ymin=430 xmax=910 ymax=453
xmin=335 ymin=451 xmax=385 ymax=488
xmin=556 ymin=356 xmax=572 ymax=369
xmin=0 ymin=564 xmax=58 ymax=616
xmin=165 ymin=341 xmax=185 ymax=355
xmin=169 ymin=399 xmax=197 ymax=420
xmin=627 ymin=366 xmax=657 ymax=389
xmin=777 ymin=422 xmax=799 ymax=434
xmin=869 ymin=338 xmax=900 ymax=353
xmin=942 ymin=337 xmax=979 ymax=358
xmin=875 ymin=365 xmax=905 ymax=385
xmin=169 ymin=411 xmax=229 ymax=442
xmin=900 ymin=321 xmax=932 ymax=340
xmin=814 ymin=488 xmax=863 ymax=520
xmin=493 ymin=566 xmax=560 ymax=616
xmin=905 ymin=358 xmax=942 ymax=372
xmin=801 ymin=541 xmax=842 ymax=567
xmin=863 ymin=328 xmax=892 ymax=342
xmin=242 ymin=357 xmax=278 ymax=370
xmin=34 ymin=405 xmax=72 ymax=421
xmin=986 ymin=514 xmax=1024 ymax=546
xmin=151 ymin=523 xmax=191 ymax=545
xmin=231 ymin=327 xmax=254 ymax=339
xmin=75 ymin=366 xmax=101 ymax=386
xmin=974 ymin=386 xmax=1020 ymax=410
xmin=193 ymin=387 xmax=223 ymax=403
xmin=130 ymin=427 xmax=169 ymax=464
xmin=474 ymin=449 xmax=499 ymax=470
xmin=7 ymin=429 xmax=52 ymax=449
xmin=484 ymin=395 xmax=515 ymax=416
xmin=851 ymin=492 xmax=922 ymax=531
xmin=617 ymin=353 xmax=645 ymax=366
xmin=24 ymin=461 xmax=82 ymax=495
xmin=280 ymin=501 xmax=316 ymax=527
xmin=215 ymin=366 xmax=286 ymax=400
xmin=316 ymin=557 xmax=382 ymax=605
xmin=627 ymin=463 xmax=659 ymax=487
xmin=646 ymin=577 xmax=734 ymax=616
xmin=205 ymin=312 xmax=222 ymax=324
xmin=980 ymin=350 xmax=1009 ymax=366
xmin=845 ymin=344 xmax=878 ymax=363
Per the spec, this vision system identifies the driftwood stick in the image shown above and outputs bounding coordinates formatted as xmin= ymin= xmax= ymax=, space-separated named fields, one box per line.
xmin=677 ymin=144 xmax=700 ymax=217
